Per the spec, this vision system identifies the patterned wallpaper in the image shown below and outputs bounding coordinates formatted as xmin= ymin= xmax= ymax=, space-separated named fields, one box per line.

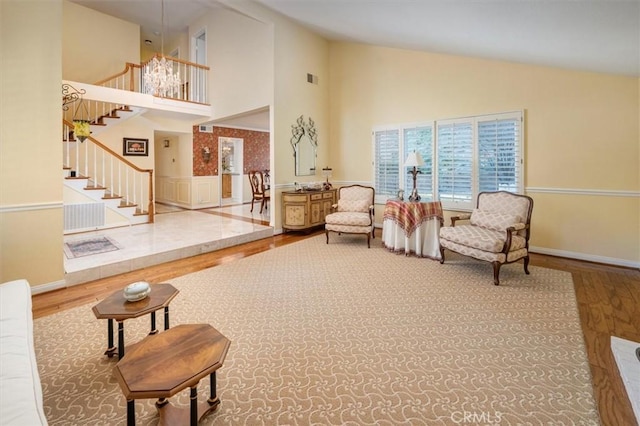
xmin=193 ymin=126 xmax=269 ymax=176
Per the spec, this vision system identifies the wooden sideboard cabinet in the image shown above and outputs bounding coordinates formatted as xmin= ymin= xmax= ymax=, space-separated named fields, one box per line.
xmin=282 ymin=189 xmax=337 ymax=232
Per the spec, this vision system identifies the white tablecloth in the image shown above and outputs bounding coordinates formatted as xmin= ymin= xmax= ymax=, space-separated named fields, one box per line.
xmin=382 ymin=217 xmax=442 ymax=259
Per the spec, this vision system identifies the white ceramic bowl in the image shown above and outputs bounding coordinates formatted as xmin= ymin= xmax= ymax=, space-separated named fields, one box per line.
xmin=123 ymin=281 xmax=151 ymax=302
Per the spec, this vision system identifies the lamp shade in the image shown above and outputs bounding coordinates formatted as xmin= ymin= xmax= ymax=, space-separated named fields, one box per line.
xmin=404 ymin=151 xmax=424 ymax=168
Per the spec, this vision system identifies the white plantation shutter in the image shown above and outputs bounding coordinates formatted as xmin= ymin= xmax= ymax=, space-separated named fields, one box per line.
xmin=373 ymin=129 xmax=400 ymax=202
xmin=478 ymin=113 xmax=522 ymax=193
xmin=436 ymin=120 xmax=473 ymax=209
xmin=403 ymin=125 xmax=434 ymax=201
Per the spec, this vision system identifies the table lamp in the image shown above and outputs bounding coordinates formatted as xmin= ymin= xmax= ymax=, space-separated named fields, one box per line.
xmin=404 ymin=151 xmax=424 ymax=201
xmin=322 ymin=167 xmax=333 ymax=189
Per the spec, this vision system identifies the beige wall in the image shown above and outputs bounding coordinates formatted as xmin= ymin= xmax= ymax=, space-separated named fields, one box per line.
xmin=210 ymin=0 xmax=330 ymax=230
xmin=329 ymin=43 xmax=639 ymax=265
xmin=189 ymin=6 xmax=272 ymax=122
xmin=63 ymin=0 xmax=139 ymax=83
xmin=1 ymin=0 xmax=65 ymax=286
xmin=270 ymin=10 xmax=330 ymax=231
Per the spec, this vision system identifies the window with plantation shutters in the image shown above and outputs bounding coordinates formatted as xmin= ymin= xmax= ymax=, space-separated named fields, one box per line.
xmin=373 ymin=129 xmax=400 ymax=202
xmin=372 ymin=111 xmax=523 ymax=210
xmin=403 ymin=126 xmax=434 ymax=201
xmin=478 ymin=113 xmax=521 ymax=193
xmin=436 ymin=120 xmax=473 ymax=208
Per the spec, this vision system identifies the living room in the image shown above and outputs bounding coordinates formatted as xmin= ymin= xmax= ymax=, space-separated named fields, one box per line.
xmin=1 ymin=0 xmax=638 ymax=424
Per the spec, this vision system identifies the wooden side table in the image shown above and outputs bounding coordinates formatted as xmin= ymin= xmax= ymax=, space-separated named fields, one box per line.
xmin=114 ymin=323 xmax=231 ymax=426
xmin=92 ymin=283 xmax=179 ymax=359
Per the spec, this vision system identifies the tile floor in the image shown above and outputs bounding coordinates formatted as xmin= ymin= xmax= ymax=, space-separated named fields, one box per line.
xmin=63 ymin=203 xmax=272 ymax=286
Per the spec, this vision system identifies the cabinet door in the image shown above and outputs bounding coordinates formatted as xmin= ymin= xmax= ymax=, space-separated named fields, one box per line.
xmin=321 ymin=199 xmax=333 ymax=220
xmin=309 ymin=201 xmax=323 ymax=225
xmin=284 ymin=204 xmax=306 ymax=227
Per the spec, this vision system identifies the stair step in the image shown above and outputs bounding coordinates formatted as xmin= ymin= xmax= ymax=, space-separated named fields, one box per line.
xmin=84 ymin=185 xmax=106 ymax=190
xmin=118 ymin=202 xmax=137 ymax=208
xmin=103 ymin=194 xmax=123 ymax=200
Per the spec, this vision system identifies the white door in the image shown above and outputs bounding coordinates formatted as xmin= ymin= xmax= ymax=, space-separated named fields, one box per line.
xmin=219 ymin=137 xmax=243 ymax=206
xmin=190 ymin=29 xmax=207 ymax=103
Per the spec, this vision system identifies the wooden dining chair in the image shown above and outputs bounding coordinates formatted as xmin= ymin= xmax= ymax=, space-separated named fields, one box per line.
xmin=248 ymin=170 xmax=270 ymax=213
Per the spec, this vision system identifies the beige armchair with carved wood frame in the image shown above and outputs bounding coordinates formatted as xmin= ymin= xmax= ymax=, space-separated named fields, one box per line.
xmin=439 ymin=191 xmax=534 ymax=285
xmin=325 ymin=185 xmax=375 ymax=248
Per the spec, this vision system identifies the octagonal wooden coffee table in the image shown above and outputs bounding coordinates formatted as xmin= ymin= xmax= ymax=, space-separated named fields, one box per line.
xmin=92 ymin=283 xmax=179 ymax=359
xmin=113 ymin=323 xmax=231 ymax=426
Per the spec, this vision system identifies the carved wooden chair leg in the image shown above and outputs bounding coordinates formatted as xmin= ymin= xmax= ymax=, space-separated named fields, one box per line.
xmin=367 ymin=234 xmax=370 ymax=248
xmin=492 ymin=262 xmax=501 ymax=285
xmin=439 ymin=247 xmax=446 ymax=264
xmin=325 ymin=230 xmax=330 ymax=244
xmin=524 ymin=256 xmax=531 ymax=275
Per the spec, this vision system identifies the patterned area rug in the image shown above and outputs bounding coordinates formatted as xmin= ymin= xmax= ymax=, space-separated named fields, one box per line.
xmin=35 ymin=235 xmax=599 ymax=425
xmin=63 ymin=236 xmax=121 ymax=259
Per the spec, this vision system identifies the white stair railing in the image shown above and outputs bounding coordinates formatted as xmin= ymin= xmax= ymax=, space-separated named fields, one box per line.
xmin=62 ymin=119 xmax=154 ymax=222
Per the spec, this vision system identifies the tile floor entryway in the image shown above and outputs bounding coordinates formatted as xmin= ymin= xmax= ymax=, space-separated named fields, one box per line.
xmin=63 ymin=203 xmax=272 ymax=286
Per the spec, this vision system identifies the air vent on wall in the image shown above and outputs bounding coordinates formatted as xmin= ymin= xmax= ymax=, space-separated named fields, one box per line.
xmin=199 ymin=125 xmax=213 ymax=133
xmin=307 ymin=73 xmax=318 ymax=85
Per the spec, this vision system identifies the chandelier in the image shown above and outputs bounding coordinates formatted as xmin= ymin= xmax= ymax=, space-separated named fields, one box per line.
xmin=144 ymin=55 xmax=181 ymax=97
xmin=143 ymin=0 xmax=181 ymax=97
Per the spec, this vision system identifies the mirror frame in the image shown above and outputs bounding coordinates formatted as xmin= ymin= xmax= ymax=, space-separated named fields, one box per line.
xmin=290 ymin=115 xmax=317 ymax=176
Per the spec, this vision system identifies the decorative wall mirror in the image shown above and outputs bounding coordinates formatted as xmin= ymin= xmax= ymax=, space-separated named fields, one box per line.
xmin=290 ymin=115 xmax=317 ymax=176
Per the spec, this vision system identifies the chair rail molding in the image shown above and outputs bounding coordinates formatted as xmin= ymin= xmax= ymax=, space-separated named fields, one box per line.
xmin=526 ymin=187 xmax=640 ymax=197
xmin=0 ymin=202 xmax=63 ymax=213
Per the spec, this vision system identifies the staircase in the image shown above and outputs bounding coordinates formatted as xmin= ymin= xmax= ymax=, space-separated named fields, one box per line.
xmin=61 ymin=59 xmax=211 ymax=234
xmin=62 ymin=101 xmax=152 ymax=234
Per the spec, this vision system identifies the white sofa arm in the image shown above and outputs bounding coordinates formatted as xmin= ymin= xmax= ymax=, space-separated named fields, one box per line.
xmin=0 ymin=279 xmax=48 ymax=425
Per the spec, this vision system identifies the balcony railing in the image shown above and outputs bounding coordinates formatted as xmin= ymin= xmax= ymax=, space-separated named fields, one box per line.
xmin=94 ymin=55 xmax=210 ymax=104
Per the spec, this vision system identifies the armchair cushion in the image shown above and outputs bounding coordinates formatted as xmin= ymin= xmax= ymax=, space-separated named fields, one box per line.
xmin=469 ymin=209 xmax=522 ymax=232
xmin=326 ymin=211 xmax=372 ymax=227
xmin=440 ymin=225 xmax=527 ymax=253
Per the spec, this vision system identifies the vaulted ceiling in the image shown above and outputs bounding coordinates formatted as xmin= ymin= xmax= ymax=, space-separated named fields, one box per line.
xmin=71 ymin=0 xmax=639 ymax=77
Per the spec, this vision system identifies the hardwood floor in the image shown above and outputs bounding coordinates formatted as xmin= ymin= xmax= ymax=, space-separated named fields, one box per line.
xmin=33 ymin=229 xmax=640 ymax=426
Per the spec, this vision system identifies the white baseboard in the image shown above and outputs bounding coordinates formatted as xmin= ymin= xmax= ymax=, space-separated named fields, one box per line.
xmin=30 ymin=280 xmax=66 ymax=295
xmin=529 ymin=246 xmax=639 ymax=269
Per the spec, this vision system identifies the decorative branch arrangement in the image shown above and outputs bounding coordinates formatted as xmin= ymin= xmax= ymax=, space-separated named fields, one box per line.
xmin=290 ymin=115 xmax=318 ymax=155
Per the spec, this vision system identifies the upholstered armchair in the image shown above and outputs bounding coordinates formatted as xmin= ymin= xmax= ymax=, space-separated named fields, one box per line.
xmin=325 ymin=185 xmax=375 ymax=248
xmin=439 ymin=191 xmax=534 ymax=285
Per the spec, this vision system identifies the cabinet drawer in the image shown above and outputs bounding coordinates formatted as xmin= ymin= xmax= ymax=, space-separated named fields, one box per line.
xmin=323 ymin=191 xmax=334 ymax=199
xmin=283 ymin=194 xmax=307 ymax=203
xmin=310 ymin=193 xmax=323 ymax=201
